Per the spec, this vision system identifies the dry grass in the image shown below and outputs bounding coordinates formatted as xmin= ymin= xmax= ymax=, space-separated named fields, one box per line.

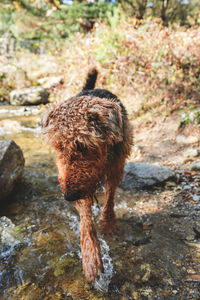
xmin=58 ymin=18 xmax=200 ymax=121
xmin=1 ymin=18 xmax=200 ymax=122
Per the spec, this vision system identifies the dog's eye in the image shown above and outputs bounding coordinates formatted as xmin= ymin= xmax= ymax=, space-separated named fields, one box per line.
xmin=76 ymin=141 xmax=87 ymax=154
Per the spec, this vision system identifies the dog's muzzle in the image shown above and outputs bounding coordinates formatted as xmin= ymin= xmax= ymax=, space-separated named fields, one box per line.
xmin=64 ymin=190 xmax=82 ymax=202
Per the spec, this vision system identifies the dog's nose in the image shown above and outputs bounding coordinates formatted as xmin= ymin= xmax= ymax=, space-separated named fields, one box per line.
xmin=64 ymin=190 xmax=81 ymax=202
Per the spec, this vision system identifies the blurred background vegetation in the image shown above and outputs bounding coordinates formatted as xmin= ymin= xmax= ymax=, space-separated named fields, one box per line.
xmin=0 ymin=0 xmax=200 ymax=41
xmin=0 ymin=1 xmax=200 ymax=124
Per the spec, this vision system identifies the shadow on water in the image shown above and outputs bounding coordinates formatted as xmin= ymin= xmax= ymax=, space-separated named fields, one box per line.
xmin=0 ymin=106 xmax=200 ymax=299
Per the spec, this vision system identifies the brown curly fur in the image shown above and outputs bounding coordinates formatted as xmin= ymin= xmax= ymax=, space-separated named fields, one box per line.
xmin=41 ymin=68 xmax=133 ymax=282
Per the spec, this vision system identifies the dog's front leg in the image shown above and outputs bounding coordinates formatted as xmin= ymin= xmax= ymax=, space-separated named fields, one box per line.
xmin=76 ymin=198 xmax=103 ymax=282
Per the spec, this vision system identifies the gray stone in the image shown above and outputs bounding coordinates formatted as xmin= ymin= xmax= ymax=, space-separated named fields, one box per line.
xmin=183 ymin=185 xmax=191 ymax=190
xmin=191 ymin=161 xmax=200 ymax=171
xmin=10 ymin=86 xmax=49 ymax=105
xmin=183 ymin=148 xmax=199 ymax=158
xmin=120 ymin=162 xmax=175 ymax=191
xmin=0 ymin=140 xmax=25 ymax=202
xmin=192 ymin=195 xmax=200 ymax=202
xmin=176 ymin=135 xmax=199 ymax=144
xmin=0 ymin=216 xmax=24 ymax=259
xmin=0 ymin=216 xmax=16 ymax=244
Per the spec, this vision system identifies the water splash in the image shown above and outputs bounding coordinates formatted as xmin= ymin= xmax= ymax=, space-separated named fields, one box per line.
xmin=62 ymin=210 xmax=80 ymax=238
xmin=94 ymin=236 xmax=113 ymax=292
xmin=0 ymin=217 xmax=23 ymax=258
xmin=92 ymin=202 xmax=101 ymax=217
xmin=60 ymin=202 xmax=114 ymax=291
xmin=115 ymin=200 xmax=132 ymax=213
xmin=0 ymin=107 xmax=40 ymax=116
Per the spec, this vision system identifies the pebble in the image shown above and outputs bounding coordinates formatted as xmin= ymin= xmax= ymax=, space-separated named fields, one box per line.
xmin=183 ymin=185 xmax=191 ymax=190
xmin=191 ymin=161 xmax=200 ymax=171
xmin=183 ymin=148 xmax=199 ymax=158
xmin=176 ymin=135 xmax=199 ymax=144
xmin=172 ymin=290 xmax=178 ymax=295
xmin=192 ymin=195 xmax=200 ymax=202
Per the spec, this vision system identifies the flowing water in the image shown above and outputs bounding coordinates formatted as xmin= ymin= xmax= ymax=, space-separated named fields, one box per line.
xmin=0 ymin=105 xmax=200 ymax=299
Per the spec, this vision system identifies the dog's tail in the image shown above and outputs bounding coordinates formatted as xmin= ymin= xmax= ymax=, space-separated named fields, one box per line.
xmin=82 ymin=67 xmax=98 ymax=91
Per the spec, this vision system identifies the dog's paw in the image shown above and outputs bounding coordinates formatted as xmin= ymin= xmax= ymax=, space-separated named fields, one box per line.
xmin=81 ymin=227 xmax=104 ymax=282
xmin=99 ymin=217 xmax=116 ymax=234
xmin=82 ymin=241 xmax=104 ymax=282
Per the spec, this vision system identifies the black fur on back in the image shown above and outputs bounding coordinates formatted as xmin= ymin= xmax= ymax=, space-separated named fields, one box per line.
xmin=77 ymin=88 xmax=117 ymax=100
xmin=78 ymin=68 xmax=127 ymax=118
xmin=77 ymin=89 xmax=127 ymax=117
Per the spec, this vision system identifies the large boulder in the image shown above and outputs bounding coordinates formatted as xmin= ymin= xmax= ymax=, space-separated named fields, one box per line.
xmin=0 ymin=140 xmax=25 ymax=202
xmin=10 ymin=86 xmax=49 ymax=105
xmin=120 ymin=162 xmax=175 ymax=191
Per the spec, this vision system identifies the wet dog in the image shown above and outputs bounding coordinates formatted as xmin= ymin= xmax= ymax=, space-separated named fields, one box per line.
xmin=41 ymin=68 xmax=133 ymax=282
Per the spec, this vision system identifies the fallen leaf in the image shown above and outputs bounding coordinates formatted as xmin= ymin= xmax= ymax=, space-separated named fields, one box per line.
xmin=188 ymin=199 xmax=197 ymax=204
xmin=184 ymin=171 xmax=197 ymax=176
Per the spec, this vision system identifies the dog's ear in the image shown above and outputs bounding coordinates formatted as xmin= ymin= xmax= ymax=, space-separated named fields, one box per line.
xmin=87 ymin=106 xmax=123 ymax=143
xmin=87 ymin=109 xmax=106 ymax=137
xmin=87 ymin=109 xmax=101 ymax=122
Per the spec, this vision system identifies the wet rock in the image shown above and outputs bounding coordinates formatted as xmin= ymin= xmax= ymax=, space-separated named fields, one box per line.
xmin=120 ymin=162 xmax=175 ymax=191
xmin=183 ymin=185 xmax=192 ymax=190
xmin=0 ymin=216 xmax=22 ymax=248
xmin=0 ymin=140 xmax=25 ymax=202
xmin=0 ymin=216 xmax=25 ymax=292
xmin=10 ymin=86 xmax=49 ymax=105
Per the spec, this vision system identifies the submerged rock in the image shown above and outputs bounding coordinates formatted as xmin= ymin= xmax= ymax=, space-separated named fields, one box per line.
xmin=0 ymin=216 xmax=23 ymax=249
xmin=0 ymin=140 xmax=25 ymax=202
xmin=0 ymin=216 xmax=25 ymax=291
xmin=10 ymin=86 xmax=49 ymax=105
xmin=120 ymin=162 xmax=175 ymax=191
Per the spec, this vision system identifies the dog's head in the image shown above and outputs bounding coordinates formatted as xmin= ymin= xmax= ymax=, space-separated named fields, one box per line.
xmin=41 ymin=96 xmax=123 ymax=201
xmin=55 ymin=140 xmax=106 ymax=201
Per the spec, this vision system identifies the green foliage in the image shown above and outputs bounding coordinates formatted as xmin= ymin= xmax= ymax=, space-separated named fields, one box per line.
xmin=1 ymin=16 xmax=200 ymax=120
xmin=0 ymin=73 xmax=12 ymax=102
xmin=107 ymin=5 xmax=121 ymax=28
xmin=0 ymin=1 xmax=116 ymax=40
xmin=119 ymin=0 xmax=148 ymax=19
xmin=180 ymin=109 xmax=200 ymax=127
xmin=119 ymin=0 xmax=200 ymax=25
xmin=1 ymin=1 xmax=200 ymax=42
xmin=51 ymin=2 xmax=117 ymax=36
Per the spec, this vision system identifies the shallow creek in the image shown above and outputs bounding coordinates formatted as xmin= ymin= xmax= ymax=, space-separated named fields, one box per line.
xmin=0 ymin=105 xmax=200 ymax=299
